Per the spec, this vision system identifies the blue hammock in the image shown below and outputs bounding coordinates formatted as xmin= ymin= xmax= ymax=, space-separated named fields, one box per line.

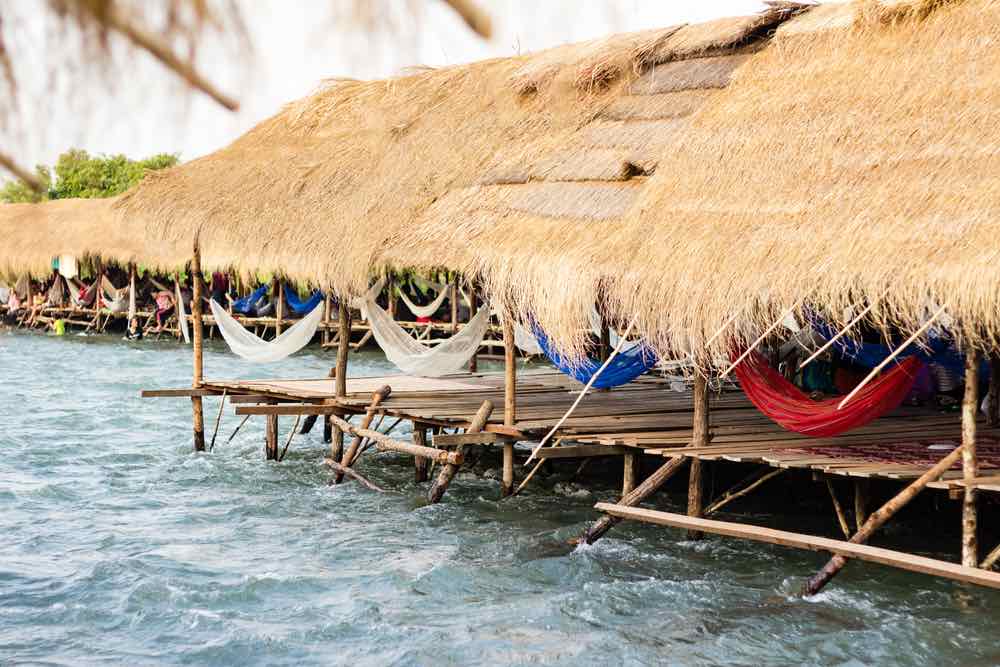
xmin=810 ymin=316 xmax=986 ymax=378
xmin=284 ymin=285 xmax=324 ymax=316
xmin=532 ymin=323 xmax=658 ymax=388
xmin=232 ymin=285 xmax=268 ymax=315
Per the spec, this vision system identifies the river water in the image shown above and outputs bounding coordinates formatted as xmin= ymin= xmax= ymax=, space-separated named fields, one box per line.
xmin=1 ymin=330 xmax=999 ymax=665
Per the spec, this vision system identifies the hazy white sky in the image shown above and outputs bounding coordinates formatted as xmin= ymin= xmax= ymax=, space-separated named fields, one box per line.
xmin=12 ymin=0 xmax=768 ymax=168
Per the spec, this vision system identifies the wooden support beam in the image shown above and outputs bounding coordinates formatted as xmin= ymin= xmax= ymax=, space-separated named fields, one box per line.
xmin=962 ymin=352 xmax=980 ymax=568
xmin=580 ymin=456 xmax=690 ymax=545
xmin=335 ymin=386 xmax=391 ymax=483
xmin=327 ymin=413 xmax=460 ymax=465
xmin=802 ymin=444 xmax=965 ymax=596
xmin=141 ymin=388 xmax=216 ymax=398
xmin=854 ymin=478 xmax=869 ymax=530
xmin=534 ymin=444 xmax=629 ymax=459
xmin=265 ymin=414 xmax=279 ymax=460
xmin=687 ymin=373 xmax=710 ymax=539
xmin=468 ymin=284 xmax=478 ymax=373
xmin=414 ymin=425 xmax=429 ymax=483
xmin=428 ymin=400 xmax=493 ymax=503
xmin=595 ymin=504 xmax=1000 ymax=591
xmin=275 ymin=282 xmax=284 ymax=336
xmin=234 ymin=403 xmax=344 ymax=416
xmin=324 ymin=459 xmax=386 ymax=493
xmin=987 ymin=353 xmax=1000 ymax=428
xmin=450 ymin=276 xmax=459 ymax=335
xmin=332 ymin=299 xmax=351 ymax=462
xmin=502 ymin=306 xmax=517 ymax=498
xmin=432 ymin=432 xmax=515 ymax=447
xmin=191 ymin=238 xmax=205 ymax=452
xmin=826 ymin=479 xmax=852 ymax=540
xmin=703 ymin=468 xmax=784 ymax=517
xmin=622 ymin=451 xmax=637 ymax=495
xmin=322 ymin=292 xmax=332 ymax=346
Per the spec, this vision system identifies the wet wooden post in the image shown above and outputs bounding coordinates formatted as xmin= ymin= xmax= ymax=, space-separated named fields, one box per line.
xmin=322 ymin=292 xmax=332 ymax=346
xmin=962 ymin=352 xmax=980 ymax=567
xmin=414 ymin=424 xmax=429 ymax=483
xmin=687 ymin=373 xmax=710 ymax=539
xmin=265 ymin=414 xmax=278 ymax=460
xmin=988 ymin=353 xmax=1000 ymax=427
xmin=191 ymin=238 xmax=206 ymax=452
xmin=802 ymin=444 xmax=965 ymax=595
xmin=468 ymin=283 xmax=478 ymax=373
xmin=387 ymin=274 xmax=396 ymax=319
xmin=429 ymin=400 xmax=493 ymax=503
xmin=450 ymin=275 xmax=459 ymax=335
xmin=275 ymin=282 xmax=285 ymax=336
xmin=854 ymin=479 xmax=869 ymax=530
xmin=331 ymin=298 xmax=351 ymax=462
xmin=501 ymin=304 xmax=517 ymax=497
xmin=622 ymin=452 xmax=637 ymax=495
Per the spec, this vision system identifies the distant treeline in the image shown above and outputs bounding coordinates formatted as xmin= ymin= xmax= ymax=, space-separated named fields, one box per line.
xmin=0 ymin=149 xmax=179 ymax=203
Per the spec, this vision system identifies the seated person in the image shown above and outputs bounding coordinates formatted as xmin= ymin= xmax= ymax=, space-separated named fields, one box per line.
xmin=147 ymin=290 xmax=175 ymax=332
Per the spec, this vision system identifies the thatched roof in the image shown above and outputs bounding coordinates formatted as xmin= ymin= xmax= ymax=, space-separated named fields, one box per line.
xmin=4 ymin=0 xmax=997 ymax=362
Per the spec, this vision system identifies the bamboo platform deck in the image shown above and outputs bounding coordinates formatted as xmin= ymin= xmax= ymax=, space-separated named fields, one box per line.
xmin=190 ymin=369 xmax=1000 ymax=494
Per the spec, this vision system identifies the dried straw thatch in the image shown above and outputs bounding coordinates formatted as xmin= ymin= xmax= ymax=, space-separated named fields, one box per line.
xmin=6 ymin=0 xmax=997 ymax=365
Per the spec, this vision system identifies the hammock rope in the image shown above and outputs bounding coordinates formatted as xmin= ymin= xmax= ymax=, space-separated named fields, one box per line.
xmin=532 ymin=322 xmax=658 ymax=388
xmin=210 ymin=299 xmax=323 ymax=362
xmin=732 ymin=350 xmax=922 ymax=437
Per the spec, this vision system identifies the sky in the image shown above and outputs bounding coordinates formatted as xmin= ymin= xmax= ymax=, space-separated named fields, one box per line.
xmin=8 ymin=0 xmax=769 ymax=169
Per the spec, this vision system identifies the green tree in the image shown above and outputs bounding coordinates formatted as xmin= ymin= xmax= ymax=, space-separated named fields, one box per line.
xmin=0 ymin=149 xmax=179 ymax=203
xmin=0 ymin=165 xmax=52 ymax=203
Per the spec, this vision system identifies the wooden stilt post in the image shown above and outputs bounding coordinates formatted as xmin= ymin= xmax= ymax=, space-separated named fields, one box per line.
xmin=322 ymin=292 xmax=332 ymax=346
xmin=275 ymin=282 xmax=284 ymax=336
xmin=468 ymin=283 xmax=478 ymax=373
xmin=622 ymin=451 xmax=637 ymax=495
xmin=428 ymin=400 xmax=493 ymax=503
xmin=450 ymin=275 xmax=459 ymax=335
xmin=334 ymin=385 xmax=391 ymax=483
xmin=581 ymin=456 xmax=690 ymax=545
xmin=854 ymin=479 xmax=869 ymax=530
xmin=387 ymin=274 xmax=396 ymax=319
xmin=191 ymin=238 xmax=206 ymax=452
xmin=330 ymin=298 xmax=351 ymax=462
xmin=962 ymin=351 xmax=980 ymax=568
xmin=802 ymin=444 xmax=965 ymax=596
xmin=687 ymin=373 xmax=710 ymax=539
xmin=265 ymin=414 xmax=278 ymax=460
xmin=502 ymin=304 xmax=516 ymax=497
xmin=414 ymin=424 xmax=429 ymax=483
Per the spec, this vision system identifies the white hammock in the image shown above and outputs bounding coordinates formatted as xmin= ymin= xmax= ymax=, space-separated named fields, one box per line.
xmin=102 ymin=277 xmax=129 ymax=313
xmin=176 ymin=281 xmax=190 ymax=344
xmin=351 ymin=277 xmax=387 ymax=320
xmin=365 ymin=297 xmax=491 ymax=377
xmin=210 ymin=299 xmax=324 ymax=363
xmin=494 ymin=308 xmax=543 ymax=355
xmin=398 ymin=284 xmax=449 ymax=319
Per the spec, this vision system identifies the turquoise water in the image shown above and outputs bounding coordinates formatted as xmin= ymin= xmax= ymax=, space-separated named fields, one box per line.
xmin=2 ymin=330 xmax=1000 ymax=665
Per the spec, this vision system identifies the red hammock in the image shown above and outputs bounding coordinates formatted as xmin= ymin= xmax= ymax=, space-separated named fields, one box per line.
xmin=731 ymin=350 xmax=923 ymax=437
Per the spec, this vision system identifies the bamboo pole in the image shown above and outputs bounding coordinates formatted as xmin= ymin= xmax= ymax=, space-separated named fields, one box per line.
xmin=720 ymin=299 xmax=804 ymax=379
xmin=324 ymin=459 xmax=386 ymax=493
xmin=703 ymin=468 xmax=785 ymax=516
xmin=854 ymin=479 xmax=869 ymax=530
xmin=989 ymin=353 xmax=1000 ymax=427
xmin=687 ymin=373 xmax=710 ymax=539
xmin=981 ymin=542 xmax=1000 ymax=571
xmin=798 ymin=295 xmax=884 ymax=370
xmin=428 ymin=400 xmax=493 ymax=503
xmin=208 ymin=389 xmax=227 ymax=451
xmin=334 ymin=385 xmax=391 ymax=483
xmin=331 ymin=299 xmax=351 ymax=461
xmin=622 ymin=452 xmax=637 ymax=495
xmin=322 ymin=292 xmax=332 ymax=346
xmin=802 ymin=444 xmax=965 ymax=596
xmin=191 ymin=238 xmax=205 ymax=452
xmin=468 ymin=283 xmax=478 ymax=372
xmin=450 ymin=276 xmax=459 ymax=335
xmin=275 ymin=282 xmax=284 ymax=336
xmin=328 ymin=414 xmax=460 ymax=464
xmin=962 ymin=352 xmax=980 ymax=568
xmin=838 ymin=305 xmax=948 ymax=409
xmin=502 ymin=305 xmax=516 ymax=497
xmin=826 ymin=479 xmax=852 ymax=540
